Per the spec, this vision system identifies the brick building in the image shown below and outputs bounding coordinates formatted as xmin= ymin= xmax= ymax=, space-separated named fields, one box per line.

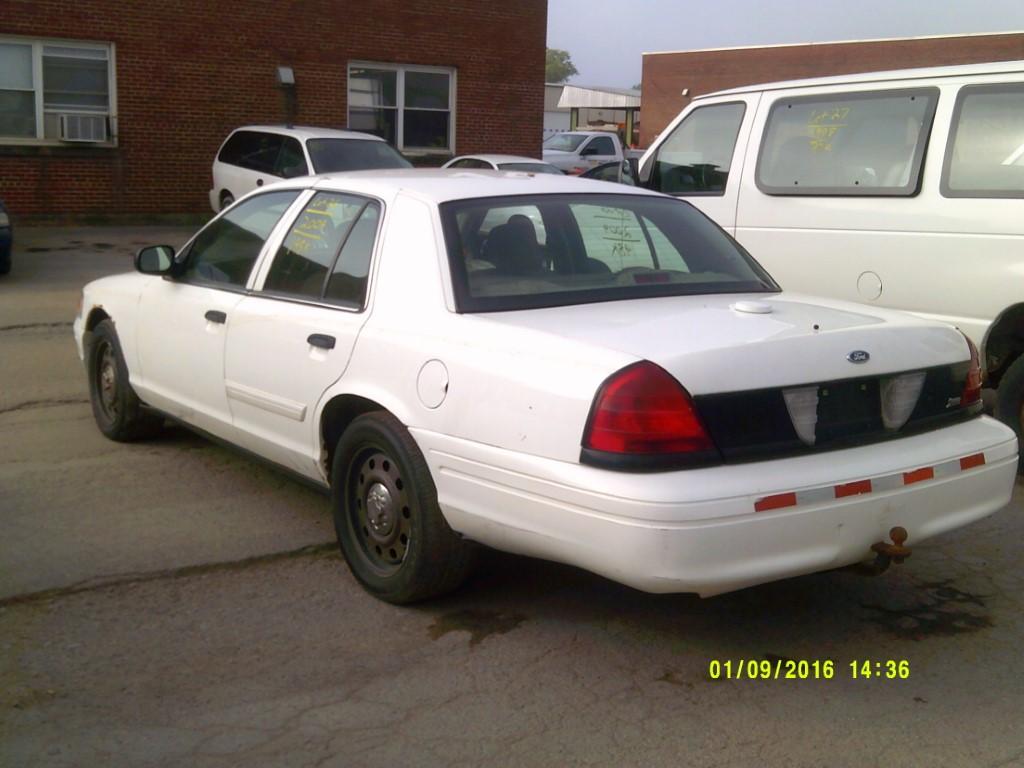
xmin=640 ymin=31 xmax=1024 ymax=146
xmin=0 ymin=0 xmax=547 ymax=217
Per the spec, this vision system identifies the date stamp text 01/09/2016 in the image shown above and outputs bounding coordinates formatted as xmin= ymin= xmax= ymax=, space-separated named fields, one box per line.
xmin=708 ymin=659 xmax=911 ymax=680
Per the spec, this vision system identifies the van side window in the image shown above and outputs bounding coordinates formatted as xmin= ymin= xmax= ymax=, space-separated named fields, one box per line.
xmin=217 ymin=130 xmax=283 ymax=174
xmin=647 ymin=103 xmax=746 ymax=196
xmin=942 ymin=83 xmax=1024 ymax=198
xmin=756 ymin=88 xmax=938 ymax=196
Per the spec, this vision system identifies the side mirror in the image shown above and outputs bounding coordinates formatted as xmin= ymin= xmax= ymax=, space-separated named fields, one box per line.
xmin=579 ymin=145 xmax=599 ymax=157
xmin=620 ymin=159 xmax=638 ymax=187
xmin=280 ymin=164 xmax=307 ymax=179
xmin=135 ymin=245 xmax=175 ymax=275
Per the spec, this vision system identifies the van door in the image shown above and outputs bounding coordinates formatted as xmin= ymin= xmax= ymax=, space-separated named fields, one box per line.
xmin=639 ymin=96 xmax=757 ymax=233
xmin=223 ymin=190 xmax=383 ymax=477
xmin=733 ymin=85 xmax=941 ymax=308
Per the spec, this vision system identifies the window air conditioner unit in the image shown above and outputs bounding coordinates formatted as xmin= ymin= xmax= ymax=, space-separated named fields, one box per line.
xmin=59 ymin=113 xmax=108 ymax=143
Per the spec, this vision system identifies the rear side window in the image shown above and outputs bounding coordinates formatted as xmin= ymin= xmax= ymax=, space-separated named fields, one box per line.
xmin=646 ymin=103 xmax=746 ymax=196
xmin=756 ymin=88 xmax=938 ymax=196
xmin=217 ymin=131 xmax=284 ymax=174
xmin=942 ymin=83 xmax=1024 ymax=198
xmin=275 ymin=137 xmax=309 ymax=178
xmin=263 ymin=192 xmax=381 ymax=308
xmin=181 ymin=190 xmax=300 ymax=288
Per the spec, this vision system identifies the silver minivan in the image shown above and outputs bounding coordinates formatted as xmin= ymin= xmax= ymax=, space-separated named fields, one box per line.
xmin=637 ymin=60 xmax=1024 ymax=465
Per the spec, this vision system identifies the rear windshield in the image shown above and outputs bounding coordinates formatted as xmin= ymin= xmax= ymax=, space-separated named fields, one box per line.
xmin=498 ymin=162 xmax=564 ymax=175
xmin=543 ymin=134 xmax=587 ymax=152
xmin=306 ymin=138 xmax=412 ymax=173
xmin=440 ymin=193 xmax=777 ymax=312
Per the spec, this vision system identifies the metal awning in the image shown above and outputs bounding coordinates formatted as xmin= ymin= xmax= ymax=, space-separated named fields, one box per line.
xmin=556 ymin=85 xmax=641 ymax=109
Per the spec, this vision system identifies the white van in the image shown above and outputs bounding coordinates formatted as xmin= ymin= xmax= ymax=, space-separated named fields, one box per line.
xmin=209 ymin=125 xmax=410 ymax=212
xmin=637 ymin=59 xmax=1024 ymax=458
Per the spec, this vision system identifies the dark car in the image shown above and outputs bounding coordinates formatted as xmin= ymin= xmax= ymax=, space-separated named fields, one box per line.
xmin=0 ymin=199 xmax=11 ymax=275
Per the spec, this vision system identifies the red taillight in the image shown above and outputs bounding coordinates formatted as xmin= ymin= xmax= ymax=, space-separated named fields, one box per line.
xmin=583 ymin=361 xmax=716 ymax=455
xmin=961 ymin=333 xmax=982 ymax=407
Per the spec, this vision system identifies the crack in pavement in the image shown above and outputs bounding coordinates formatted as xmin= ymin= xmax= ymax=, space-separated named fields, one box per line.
xmin=0 ymin=321 xmax=73 ymax=332
xmin=0 ymin=542 xmax=339 ymax=608
xmin=0 ymin=397 xmax=89 ymax=415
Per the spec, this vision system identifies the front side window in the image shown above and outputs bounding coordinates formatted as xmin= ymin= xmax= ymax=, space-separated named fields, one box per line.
xmin=263 ymin=192 xmax=381 ymax=308
xmin=306 ymin=138 xmax=411 ymax=173
xmin=647 ymin=103 xmax=746 ymax=196
xmin=441 ymin=194 xmax=776 ymax=312
xmin=756 ymin=88 xmax=937 ymax=195
xmin=180 ymin=191 xmax=300 ymax=288
xmin=348 ymin=63 xmax=454 ymax=152
xmin=586 ymin=136 xmax=615 ymax=155
xmin=942 ymin=83 xmax=1024 ymax=198
xmin=0 ymin=38 xmax=115 ymax=144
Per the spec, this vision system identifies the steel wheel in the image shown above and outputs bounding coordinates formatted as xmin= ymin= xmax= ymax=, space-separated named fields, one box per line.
xmin=95 ymin=340 xmax=120 ymax=421
xmin=348 ymin=448 xmax=412 ymax=575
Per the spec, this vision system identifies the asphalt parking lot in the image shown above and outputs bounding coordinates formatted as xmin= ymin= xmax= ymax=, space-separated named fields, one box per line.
xmin=1 ymin=227 xmax=1023 ymax=768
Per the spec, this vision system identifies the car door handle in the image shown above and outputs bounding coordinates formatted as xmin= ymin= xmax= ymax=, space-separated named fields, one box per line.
xmin=205 ymin=310 xmax=227 ymax=324
xmin=307 ymin=333 xmax=336 ymax=350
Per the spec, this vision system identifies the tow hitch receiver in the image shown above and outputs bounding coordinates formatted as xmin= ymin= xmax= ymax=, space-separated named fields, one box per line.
xmin=850 ymin=526 xmax=912 ymax=577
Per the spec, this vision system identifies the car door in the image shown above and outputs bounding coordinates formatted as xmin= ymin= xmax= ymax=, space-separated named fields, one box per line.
xmin=638 ymin=97 xmax=757 ymax=233
xmin=133 ymin=190 xmax=303 ymax=440
xmin=223 ymin=190 xmax=384 ymax=476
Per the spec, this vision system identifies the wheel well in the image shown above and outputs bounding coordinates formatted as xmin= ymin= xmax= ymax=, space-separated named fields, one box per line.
xmin=219 ymin=189 xmax=233 ymax=206
xmin=984 ymin=304 xmax=1024 ymax=389
xmin=85 ymin=307 xmax=110 ymax=332
xmin=320 ymin=394 xmax=386 ymax=481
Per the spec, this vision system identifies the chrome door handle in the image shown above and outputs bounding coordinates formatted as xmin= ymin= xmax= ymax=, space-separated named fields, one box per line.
xmin=307 ymin=333 xmax=336 ymax=350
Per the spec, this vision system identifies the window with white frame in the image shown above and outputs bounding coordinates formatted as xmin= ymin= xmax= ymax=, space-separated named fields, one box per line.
xmin=348 ymin=63 xmax=454 ymax=153
xmin=0 ymin=38 xmax=115 ymax=144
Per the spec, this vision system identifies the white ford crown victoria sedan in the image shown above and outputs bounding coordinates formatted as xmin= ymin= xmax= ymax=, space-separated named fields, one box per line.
xmin=73 ymin=170 xmax=1017 ymax=603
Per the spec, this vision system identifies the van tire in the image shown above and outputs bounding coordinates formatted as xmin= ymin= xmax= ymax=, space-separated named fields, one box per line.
xmin=995 ymin=355 xmax=1024 ymax=473
xmin=220 ymin=191 xmax=235 ymax=211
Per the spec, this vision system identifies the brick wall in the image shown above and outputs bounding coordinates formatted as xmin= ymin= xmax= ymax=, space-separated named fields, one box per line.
xmin=0 ymin=0 xmax=547 ymax=217
xmin=640 ymin=33 xmax=1024 ymax=146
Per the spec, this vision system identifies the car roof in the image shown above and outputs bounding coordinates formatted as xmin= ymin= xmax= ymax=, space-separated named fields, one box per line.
xmin=264 ymin=169 xmax=657 ymax=205
xmin=452 ymin=154 xmax=551 ymax=164
xmin=231 ymin=125 xmax=385 ymax=142
xmin=700 ymin=58 xmax=1024 ymax=98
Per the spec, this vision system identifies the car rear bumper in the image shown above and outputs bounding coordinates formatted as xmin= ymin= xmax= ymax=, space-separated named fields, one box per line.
xmin=414 ymin=416 xmax=1018 ymax=596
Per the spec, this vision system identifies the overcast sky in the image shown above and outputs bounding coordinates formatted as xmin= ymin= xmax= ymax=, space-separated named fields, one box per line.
xmin=547 ymin=0 xmax=1024 ymax=88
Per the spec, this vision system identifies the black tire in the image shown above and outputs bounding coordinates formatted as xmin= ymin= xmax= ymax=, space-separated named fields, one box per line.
xmin=995 ymin=355 xmax=1024 ymax=473
xmin=0 ymin=250 xmax=10 ymax=275
xmin=331 ymin=411 xmax=477 ymax=603
xmin=220 ymin=191 xmax=235 ymax=211
xmin=87 ymin=320 xmax=162 ymax=441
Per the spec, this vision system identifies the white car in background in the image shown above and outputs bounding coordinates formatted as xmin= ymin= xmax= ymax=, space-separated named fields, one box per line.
xmin=74 ymin=171 xmax=1017 ymax=604
xmin=209 ymin=125 xmax=411 ymax=212
xmin=442 ymin=154 xmax=564 ymax=174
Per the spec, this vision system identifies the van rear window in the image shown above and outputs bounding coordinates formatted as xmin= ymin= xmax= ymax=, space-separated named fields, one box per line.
xmin=755 ymin=88 xmax=938 ymax=196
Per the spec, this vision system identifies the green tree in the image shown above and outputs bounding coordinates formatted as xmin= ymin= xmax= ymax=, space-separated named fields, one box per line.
xmin=545 ymin=48 xmax=578 ymax=84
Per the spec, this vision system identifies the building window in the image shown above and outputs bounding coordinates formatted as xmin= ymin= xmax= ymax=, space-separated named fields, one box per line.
xmin=0 ymin=37 xmax=115 ymax=145
xmin=348 ymin=62 xmax=454 ymax=153
xmin=755 ymin=88 xmax=938 ymax=196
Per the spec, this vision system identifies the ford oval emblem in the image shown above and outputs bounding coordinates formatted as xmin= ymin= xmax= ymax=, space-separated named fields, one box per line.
xmin=847 ymin=350 xmax=870 ymax=364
